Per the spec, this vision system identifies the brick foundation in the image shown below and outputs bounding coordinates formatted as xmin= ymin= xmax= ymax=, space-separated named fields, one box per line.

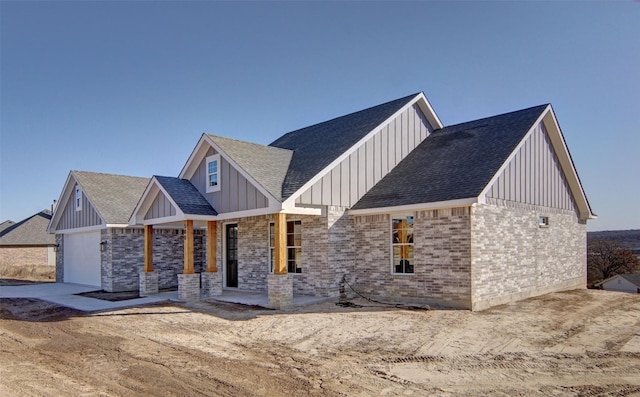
xmin=267 ymin=273 xmax=293 ymax=309
xmin=139 ymin=270 xmax=159 ymax=296
xmin=178 ymin=273 xmax=201 ymax=302
xmin=201 ymin=271 xmax=223 ymax=297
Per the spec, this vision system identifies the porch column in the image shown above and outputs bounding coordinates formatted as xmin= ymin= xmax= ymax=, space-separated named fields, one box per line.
xmin=139 ymin=224 xmax=158 ymax=296
xmin=267 ymin=212 xmax=293 ymax=309
xmin=178 ymin=219 xmax=200 ymax=301
xmin=202 ymin=220 xmax=223 ymax=297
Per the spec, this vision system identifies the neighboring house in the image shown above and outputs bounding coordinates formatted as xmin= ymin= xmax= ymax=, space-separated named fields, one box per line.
xmin=119 ymin=92 xmax=595 ymax=310
xmin=47 ymin=171 xmax=202 ymax=291
xmin=596 ymin=274 xmax=640 ymax=294
xmin=0 ymin=210 xmax=56 ymax=267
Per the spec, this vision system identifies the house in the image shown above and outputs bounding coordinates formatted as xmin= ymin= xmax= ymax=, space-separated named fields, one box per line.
xmin=47 ymin=170 xmax=203 ymax=291
xmin=119 ymin=92 xmax=594 ymax=310
xmin=0 ymin=210 xmax=56 ymax=267
xmin=596 ymin=274 xmax=640 ymax=294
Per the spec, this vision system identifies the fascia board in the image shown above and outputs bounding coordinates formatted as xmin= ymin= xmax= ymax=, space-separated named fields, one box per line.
xmin=415 ymin=92 xmax=444 ymax=129
xmin=282 ymin=93 xmax=433 ymax=207
xmin=349 ymin=198 xmax=478 ymax=216
xmin=48 ymin=171 xmax=107 ymax=233
xmin=48 ymin=172 xmax=75 ymax=233
xmin=477 ymin=107 xmax=549 ymax=202
xmin=201 ymin=135 xmax=281 ymax=204
xmin=179 ymin=134 xmax=210 ymax=180
xmin=129 ymin=180 xmax=161 ymax=225
xmin=54 ymin=224 xmax=105 ymax=234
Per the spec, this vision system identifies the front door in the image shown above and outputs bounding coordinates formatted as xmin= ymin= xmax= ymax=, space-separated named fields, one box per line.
xmin=225 ymin=223 xmax=238 ymax=287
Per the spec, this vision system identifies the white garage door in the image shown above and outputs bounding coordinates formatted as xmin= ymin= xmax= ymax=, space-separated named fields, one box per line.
xmin=63 ymin=231 xmax=101 ymax=287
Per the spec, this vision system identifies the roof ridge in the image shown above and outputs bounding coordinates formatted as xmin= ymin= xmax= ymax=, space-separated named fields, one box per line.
xmin=269 ymin=92 xmax=421 ymax=145
xmin=72 ymin=170 xmax=149 ymax=180
xmin=206 ymin=134 xmax=293 ymax=154
xmin=0 ymin=210 xmax=51 ymax=238
xmin=438 ymin=104 xmax=549 ymax=131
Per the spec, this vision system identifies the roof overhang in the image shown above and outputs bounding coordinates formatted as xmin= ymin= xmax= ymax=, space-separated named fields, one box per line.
xmin=349 ymin=198 xmax=478 ymax=216
xmin=477 ymin=105 xmax=596 ymax=221
xmin=282 ymin=92 xmax=443 ymax=208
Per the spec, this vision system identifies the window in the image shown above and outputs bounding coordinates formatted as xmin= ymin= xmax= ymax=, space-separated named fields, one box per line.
xmin=269 ymin=220 xmax=302 ymax=273
xmin=206 ymin=154 xmax=220 ymax=193
xmin=539 ymin=216 xmax=549 ymax=227
xmin=75 ymin=186 xmax=82 ymax=211
xmin=392 ymin=214 xmax=414 ymax=274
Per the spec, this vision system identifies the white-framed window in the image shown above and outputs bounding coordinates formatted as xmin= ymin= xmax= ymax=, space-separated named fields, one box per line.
xmin=75 ymin=186 xmax=82 ymax=211
xmin=206 ymin=154 xmax=220 ymax=193
xmin=391 ymin=214 xmax=414 ymax=274
xmin=269 ymin=220 xmax=302 ymax=274
xmin=539 ymin=216 xmax=549 ymax=227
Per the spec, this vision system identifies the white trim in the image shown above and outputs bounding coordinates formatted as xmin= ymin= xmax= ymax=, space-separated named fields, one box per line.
xmin=281 ymin=205 xmax=323 ymax=216
xmin=205 ymin=154 xmax=221 ymax=193
xmin=48 ymin=171 xmax=107 ymax=233
xmin=211 ymin=205 xmax=281 ymax=221
xmin=54 ymin=224 xmax=105 ymax=234
xmin=390 ymin=213 xmax=415 ymax=275
xmin=349 ymin=198 xmax=478 ymax=216
xmin=105 ymin=223 xmax=134 ymax=228
xmin=477 ymin=105 xmax=594 ymax=221
xmin=281 ymin=93 xmax=442 ymax=208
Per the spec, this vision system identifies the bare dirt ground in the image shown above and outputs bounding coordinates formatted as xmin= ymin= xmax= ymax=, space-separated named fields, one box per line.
xmin=1 ymin=289 xmax=639 ymax=396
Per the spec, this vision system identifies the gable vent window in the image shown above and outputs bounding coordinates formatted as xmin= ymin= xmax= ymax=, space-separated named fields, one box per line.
xmin=539 ymin=216 xmax=550 ymax=227
xmin=392 ymin=214 xmax=414 ymax=274
xmin=75 ymin=187 xmax=82 ymax=211
xmin=206 ymin=154 xmax=220 ymax=193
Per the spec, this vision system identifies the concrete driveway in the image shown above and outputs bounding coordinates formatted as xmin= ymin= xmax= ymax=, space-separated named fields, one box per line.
xmin=0 ymin=282 xmax=177 ymax=312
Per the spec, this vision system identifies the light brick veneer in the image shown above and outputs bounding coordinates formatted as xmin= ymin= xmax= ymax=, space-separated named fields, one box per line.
xmin=470 ymin=201 xmax=586 ymax=310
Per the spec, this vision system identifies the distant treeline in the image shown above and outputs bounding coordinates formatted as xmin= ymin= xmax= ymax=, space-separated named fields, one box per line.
xmin=588 ymin=229 xmax=640 ymax=249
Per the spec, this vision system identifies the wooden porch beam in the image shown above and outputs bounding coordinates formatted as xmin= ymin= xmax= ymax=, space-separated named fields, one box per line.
xmin=144 ymin=224 xmax=153 ymax=272
xmin=206 ymin=220 xmax=217 ymax=272
xmin=183 ymin=220 xmax=195 ymax=274
xmin=273 ymin=212 xmax=287 ymax=274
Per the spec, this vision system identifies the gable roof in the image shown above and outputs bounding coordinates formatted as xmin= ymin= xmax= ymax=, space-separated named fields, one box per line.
xmin=270 ymin=93 xmax=425 ymax=200
xmin=154 ymin=176 xmax=218 ymax=216
xmin=72 ymin=171 xmax=150 ymax=224
xmin=0 ymin=220 xmax=15 ymax=233
xmin=49 ymin=171 xmax=150 ymax=232
xmin=596 ymin=274 xmax=640 ymax=288
xmin=0 ymin=210 xmax=55 ymax=246
xmin=352 ymin=105 xmax=549 ymax=210
xmin=206 ymin=135 xmax=293 ymax=202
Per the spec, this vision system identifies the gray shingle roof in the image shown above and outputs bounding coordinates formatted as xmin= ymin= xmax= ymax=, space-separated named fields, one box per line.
xmin=0 ymin=210 xmax=55 ymax=246
xmin=0 ymin=220 xmax=15 ymax=233
xmin=619 ymin=274 xmax=640 ymax=288
xmin=352 ymin=104 xmax=548 ymax=210
xmin=207 ymin=134 xmax=293 ymax=201
xmin=270 ymin=93 xmax=420 ymax=199
xmin=154 ymin=176 xmax=218 ymax=216
xmin=73 ymin=171 xmax=150 ymax=224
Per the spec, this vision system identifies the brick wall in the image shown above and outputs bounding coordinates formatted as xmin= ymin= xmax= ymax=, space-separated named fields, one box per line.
xmin=351 ymin=208 xmax=472 ymax=308
xmin=55 ymin=234 xmax=64 ymax=282
xmin=0 ymin=246 xmax=51 ymax=267
xmin=470 ymin=201 xmax=586 ymax=310
xmin=101 ymin=227 xmax=204 ymax=292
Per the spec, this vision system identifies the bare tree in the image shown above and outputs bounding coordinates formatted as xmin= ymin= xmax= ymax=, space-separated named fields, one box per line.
xmin=588 ymin=239 xmax=640 ymax=284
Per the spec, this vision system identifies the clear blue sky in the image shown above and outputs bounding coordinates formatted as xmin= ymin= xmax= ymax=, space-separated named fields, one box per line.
xmin=1 ymin=1 xmax=638 ymax=231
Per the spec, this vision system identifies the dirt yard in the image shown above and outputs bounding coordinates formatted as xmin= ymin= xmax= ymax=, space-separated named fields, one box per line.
xmin=1 ymin=289 xmax=639 ymax=396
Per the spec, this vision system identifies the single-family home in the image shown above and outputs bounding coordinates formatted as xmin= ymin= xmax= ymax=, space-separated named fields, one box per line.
xmin=596 ymin=274 xmax=640 ymax=294
xmin=0 ymin=210 xmax=56 ymax=267
xmin=47 ymin=170 xmax=203 ymax=291
xmin=116 ymin=91 xmax=594 ymax=310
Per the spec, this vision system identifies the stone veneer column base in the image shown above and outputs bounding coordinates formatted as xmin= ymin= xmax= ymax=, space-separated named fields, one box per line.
xmin=178 ymin=273 xmax=201 ymax=302
xmin=267 ymin=274 xmax=294 ymax=309
xmin=139 ymin=271 xmax=159 ymax=297
xmin=201 ymin=272 xmax=223 ymax=297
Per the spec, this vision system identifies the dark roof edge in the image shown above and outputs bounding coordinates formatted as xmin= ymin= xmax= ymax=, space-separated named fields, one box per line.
xmin=0 ymin=210 xmax=52 ymax=238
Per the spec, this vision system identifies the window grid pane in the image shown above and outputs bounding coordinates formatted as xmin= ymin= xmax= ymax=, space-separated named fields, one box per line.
xmin=392 ymin=215 xmax=414 ymax=274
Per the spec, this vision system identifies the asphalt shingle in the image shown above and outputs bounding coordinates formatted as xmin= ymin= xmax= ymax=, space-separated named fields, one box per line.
xmin=0 ymin=210 xmax=55 ymax=246
xmin=207 ymin=134 xmax=293 ymax=201
xmin=154 ymin=176 xmax=218 ymax=216
xmin=270 ymin=93 xmax=420 ymax=199
xmin=352 ymin=104 xmax=548 ymax=210
xmin=73 ymin=171 xmax=150 ymax=224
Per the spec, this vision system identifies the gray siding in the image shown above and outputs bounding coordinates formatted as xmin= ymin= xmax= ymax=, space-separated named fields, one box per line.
xmin=486 ymin=122 xmax=576 ymax=211
xmin=55 ymin=183 xmax=103 ymax=230
xmin=296 ymin=104 xmax=433 ymax=207
xmin=190 ymin=147 xmax=269 ymax=214
xmin=144 ymin=190 xmax=177 ymax=220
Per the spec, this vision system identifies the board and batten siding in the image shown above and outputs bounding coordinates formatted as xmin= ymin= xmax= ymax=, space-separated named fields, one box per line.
xmin=55 ymin=183 xmax=102 ymax=230
xmin=486 ymin=122 xmax=576 ymax=211
xmin=296 ymin=104 xmax=433 ymax=207
xmin=144 ymin=190 xmax=177 ymax=220
xmin=190 ymin=147 xmax=269 ymax=214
